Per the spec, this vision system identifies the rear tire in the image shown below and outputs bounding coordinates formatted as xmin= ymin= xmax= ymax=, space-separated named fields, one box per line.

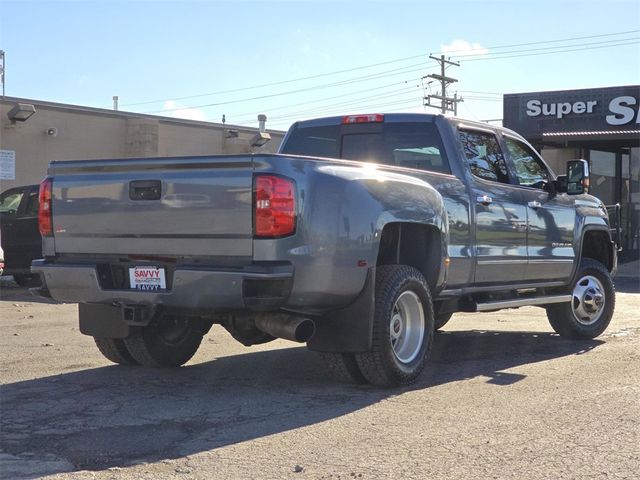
xmin=546 ymin=258 xmax=615 ymax=339
xmin=318 ymin=352 xmax=367 ymax=384
xmin=355 ymin=265 xmax=434 ymax=387
xmin=434 ymin=312 xmax=453 ymax=330
xmin=123 ymin=315 xmax=204 ymax=367
xmin=94 ymin=337 xmax=140 ymax=365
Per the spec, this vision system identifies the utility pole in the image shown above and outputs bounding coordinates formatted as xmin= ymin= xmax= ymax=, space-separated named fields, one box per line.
xmin=0 ymin=50 xmax=5 ymax=97
xmin=423 ymin=54 xmax=463 ymax=115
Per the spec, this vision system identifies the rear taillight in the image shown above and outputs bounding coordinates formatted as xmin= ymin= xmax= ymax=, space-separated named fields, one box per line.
xmin=254 ymin=175 xmax=296 ymax=238
xmin=38 ymin=177 xmax=53 ymax=236
xmin=342 ymin=114 xmax=384 ymax=124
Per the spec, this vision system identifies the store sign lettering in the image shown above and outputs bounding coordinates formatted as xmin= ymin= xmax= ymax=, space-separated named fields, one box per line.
xmin=606 ymin=96 xmax=639 ymax=125
xmin=526 ymin=96 xmax=640 ymax=125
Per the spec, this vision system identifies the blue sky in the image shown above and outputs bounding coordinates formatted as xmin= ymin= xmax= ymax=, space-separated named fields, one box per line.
xmin=1 ymin=0 xmax=639 ymax=131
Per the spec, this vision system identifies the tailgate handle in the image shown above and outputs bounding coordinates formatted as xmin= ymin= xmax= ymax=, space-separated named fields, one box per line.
xmin=129 ymin=180 xmax=161 ymax=200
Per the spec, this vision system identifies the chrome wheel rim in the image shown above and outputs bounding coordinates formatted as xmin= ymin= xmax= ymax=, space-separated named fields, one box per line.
xmin=389 ymin=291 xmax=425 ymax=364
xmin=571 ymin=275 xmax=606 ymax=326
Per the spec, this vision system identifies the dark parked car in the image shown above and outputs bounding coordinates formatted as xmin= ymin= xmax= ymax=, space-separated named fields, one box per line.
xmin=0 ymin=184 xmax=42 ymax=287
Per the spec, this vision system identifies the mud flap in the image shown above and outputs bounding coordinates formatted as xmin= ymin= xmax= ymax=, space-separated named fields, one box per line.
xmin=79 ymin=303 xmax=131 ymax=339
xmin=307 ymin=268 xmax=375 ymax=353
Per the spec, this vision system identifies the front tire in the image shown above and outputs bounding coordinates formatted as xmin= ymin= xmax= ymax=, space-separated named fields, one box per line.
xmin=123 ymin=315 xmax=205 ymax=367
xmin=355 ymin=265 xmax=434 ymax=387
xmin=546 ymin=258 xmax=615 ymax=339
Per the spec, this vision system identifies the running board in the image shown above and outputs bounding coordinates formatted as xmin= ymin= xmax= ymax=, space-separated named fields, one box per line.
xmin=476 ymin=295 xmax=571 ymax=312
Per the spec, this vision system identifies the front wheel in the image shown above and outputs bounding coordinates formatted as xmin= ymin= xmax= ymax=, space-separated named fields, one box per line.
xmin=546 ymin=258 xmax=615 ymax=339
xmin=355 ymin=265 xmax=434 ymax=387
xmin=123 ymin=316 xmax=205 ymax=367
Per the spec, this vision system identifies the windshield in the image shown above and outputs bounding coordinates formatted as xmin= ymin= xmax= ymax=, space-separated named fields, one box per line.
xmin=281 ymin=122 xmax=451 ymax=174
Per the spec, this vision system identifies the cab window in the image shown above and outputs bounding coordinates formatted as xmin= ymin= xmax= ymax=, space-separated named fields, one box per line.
xmin=505 ymin=137 xmax=550 ymax=188
xmin=458 ymin=130 xmax=510 ymax=183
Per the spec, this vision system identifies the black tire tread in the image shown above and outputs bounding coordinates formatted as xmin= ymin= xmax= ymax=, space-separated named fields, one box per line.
xmin=546 ymin=258 xmax=615 ymax=339
xmin=355 ymin=265 xmax=434 ymax=387
xmin=94 ymin=337 xmax=139 ymax=365
xmin=123 ymin=322 xmax=203 ymax=367
xmin=318 ymin=352 xmax=367 ymax=384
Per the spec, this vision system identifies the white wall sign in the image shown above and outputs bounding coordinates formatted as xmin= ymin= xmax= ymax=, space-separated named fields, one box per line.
xmin=0 ymin=150 xmax=16 ymax=180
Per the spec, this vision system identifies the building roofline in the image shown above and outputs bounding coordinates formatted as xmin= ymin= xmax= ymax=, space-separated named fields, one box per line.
xmin=0 ymin=95 xmax=286 ymax=135
xmin=503 ymin=84 xmax=640 ymax=97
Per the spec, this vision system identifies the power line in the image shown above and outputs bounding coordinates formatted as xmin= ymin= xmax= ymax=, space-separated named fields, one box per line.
xmin=120 ymin=29 xmax=638 ymax=109
xmin=234 ymin=99 xmax=426 ymax=127
xmin=143 ymin=63 xmax=430 ymax=114
xmin=230 ymin=81 xmax=418 ymax=118
xmin=460 ymin=39 xmax=640 ymax=63
xmin=233 ymin=88 xmax=422 ymax=124
xmin=121 ymin=54 xmax=428 ymax=108
xmin=440 ymin=29 xmax=639 ymax=57
xmin=452 ymin=36 xmax=639 ymax=60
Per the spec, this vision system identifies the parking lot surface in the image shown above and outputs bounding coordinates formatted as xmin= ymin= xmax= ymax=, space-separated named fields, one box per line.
xmin=1 ymin=279 xmax=638 ymax=480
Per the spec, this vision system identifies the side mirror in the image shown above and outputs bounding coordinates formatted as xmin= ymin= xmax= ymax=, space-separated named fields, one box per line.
xmin=566 ymin=159 xmax=589 ymax=195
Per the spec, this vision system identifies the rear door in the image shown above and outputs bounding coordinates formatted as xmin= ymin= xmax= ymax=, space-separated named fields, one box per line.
xmin=458 ymin=129 xmax=529 ymax=286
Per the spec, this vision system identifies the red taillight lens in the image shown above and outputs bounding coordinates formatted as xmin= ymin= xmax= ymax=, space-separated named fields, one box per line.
xmin=38 ymin=177 xmax=53 ymax=236
xmin=254 ymin=175 xmax=296 ymax=238
xmin=342 ymin=114 xmax=384 ymax=124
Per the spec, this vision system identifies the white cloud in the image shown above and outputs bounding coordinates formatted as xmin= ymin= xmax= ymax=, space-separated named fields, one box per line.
xmin=162 ymin=100 xmax=207 ymax=121
xmin=440 ymin=40 xmax=489 ymax=57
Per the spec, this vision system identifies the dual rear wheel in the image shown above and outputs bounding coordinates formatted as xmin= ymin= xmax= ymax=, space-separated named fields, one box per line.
xmin=321 ymin=265 xmax=435 ymax=387
xmin=94 ymin=315 xmax=205 ymax=367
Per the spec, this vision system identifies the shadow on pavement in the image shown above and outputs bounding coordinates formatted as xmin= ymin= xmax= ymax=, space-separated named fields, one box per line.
xmin=0 ymin=330 xmax=602 ymax=477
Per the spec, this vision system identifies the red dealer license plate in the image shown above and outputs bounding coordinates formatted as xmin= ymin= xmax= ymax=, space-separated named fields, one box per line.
xmin=129 ymin=266 xmax=167 ymax=291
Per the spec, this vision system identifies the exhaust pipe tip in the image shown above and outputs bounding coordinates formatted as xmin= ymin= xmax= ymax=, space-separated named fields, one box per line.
xmin=292 ymin=318 xmax=315 ymax=343
xmin=255 ymin=314 xmax=316 ymax=343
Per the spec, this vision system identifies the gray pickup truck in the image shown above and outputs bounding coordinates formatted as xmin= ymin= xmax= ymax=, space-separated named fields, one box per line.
xmin=32 ymin=113 xmax=617 ymax=386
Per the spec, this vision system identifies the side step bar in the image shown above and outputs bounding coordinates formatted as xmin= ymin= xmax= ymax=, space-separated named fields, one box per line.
xmin=476 ymin=295 xmax=571 ymax=312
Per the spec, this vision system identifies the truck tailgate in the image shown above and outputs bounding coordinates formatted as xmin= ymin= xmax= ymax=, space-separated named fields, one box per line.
xmin=49 ymin=156 xmax=254 ymax=257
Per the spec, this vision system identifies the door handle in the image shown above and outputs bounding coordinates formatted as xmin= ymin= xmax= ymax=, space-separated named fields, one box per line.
xmin=476 ymin=195 xmax=493 ymax=205
xmin=528 ymin=201 xmax=542 ymax=209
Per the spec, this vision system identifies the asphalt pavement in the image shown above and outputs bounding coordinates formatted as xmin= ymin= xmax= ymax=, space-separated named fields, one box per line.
xmin=0 ymin=278 xmax=638 ymax=480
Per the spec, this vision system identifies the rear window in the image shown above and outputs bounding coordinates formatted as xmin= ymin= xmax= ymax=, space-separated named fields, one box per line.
xmin=281 ymin=122 xmax=450 ymax=174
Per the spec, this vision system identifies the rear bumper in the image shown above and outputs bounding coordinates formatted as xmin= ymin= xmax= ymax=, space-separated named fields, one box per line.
xmin=31 ymin=260 xmax=293 ymax=311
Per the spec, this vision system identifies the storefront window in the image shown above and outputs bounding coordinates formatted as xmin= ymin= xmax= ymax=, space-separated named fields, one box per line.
xmin=589 ymin=150 xmax=617 ymax=205
xmin=625 ymin=148 xmax=640 ymax=255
